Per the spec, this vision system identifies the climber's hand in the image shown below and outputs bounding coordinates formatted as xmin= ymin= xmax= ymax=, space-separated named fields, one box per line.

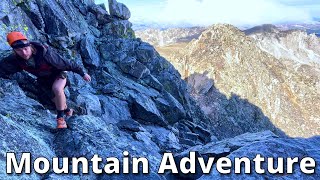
xmin=83 ymin=73 xmax=91 ymax=82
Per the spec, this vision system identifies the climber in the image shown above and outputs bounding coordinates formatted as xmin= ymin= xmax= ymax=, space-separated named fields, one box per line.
xmin=0 ymin=31 xmax=91 ymax=129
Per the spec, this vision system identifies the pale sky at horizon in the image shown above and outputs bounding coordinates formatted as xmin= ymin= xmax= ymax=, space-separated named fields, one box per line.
xmin=95 ymin=0 xmax=320 ymax=28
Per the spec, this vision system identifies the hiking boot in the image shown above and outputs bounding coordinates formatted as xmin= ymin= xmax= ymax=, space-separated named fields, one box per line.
xmin=65 ymin=108 xmax=74 ymax=117
xmin=56 ymin=117 xmax=67 ymax=129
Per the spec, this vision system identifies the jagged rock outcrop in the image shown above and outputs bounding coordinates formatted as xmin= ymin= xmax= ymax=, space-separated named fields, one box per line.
xmin=108 ymin=0 xmax=131 ymax=20
xmin=0 ymin=1 xmax=319 ymax=179
xmin=0 ymin=0 xmax=215 ymax=179
xmin=167 ymin=24 xmax=320 ymax=138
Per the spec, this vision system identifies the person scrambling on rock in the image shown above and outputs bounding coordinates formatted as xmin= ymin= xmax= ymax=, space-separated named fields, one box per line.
xmin=0 ymin=31 xmax=91 ymax=129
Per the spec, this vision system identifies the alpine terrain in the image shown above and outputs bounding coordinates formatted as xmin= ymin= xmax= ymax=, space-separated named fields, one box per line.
xmin=0 ymin=0 xmax=319 ymax=179
xmin=152 ymin=24 xmax=320 ymax=138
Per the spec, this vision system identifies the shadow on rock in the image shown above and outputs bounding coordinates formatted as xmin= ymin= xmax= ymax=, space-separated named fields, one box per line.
xmin=185 ymin=72 xmax=287 ymax=139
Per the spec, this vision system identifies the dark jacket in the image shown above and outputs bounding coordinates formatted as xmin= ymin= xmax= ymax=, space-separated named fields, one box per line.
xmin=0 ymin=42 xmax=86 ymax=79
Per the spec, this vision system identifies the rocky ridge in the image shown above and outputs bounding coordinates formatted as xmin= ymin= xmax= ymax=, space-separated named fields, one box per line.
xmin=0 ymin=1 xmax=319 ymax=179
xmin=168 ymin=24 xmax=320 ymax=138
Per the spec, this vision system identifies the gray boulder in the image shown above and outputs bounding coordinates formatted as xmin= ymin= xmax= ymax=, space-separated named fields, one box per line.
xmin=102 ymin=20 xmax=134 ymax=38
xmin=99 ymin=95 xmax=131 ymax=124
xmin=142 ymin=74 xmax=164 ymax=92
xmin=89 ymin=3 xmax=112 ymax=25
xmin=37 ymin=0 xmax=89 ymax=36
xmin=116 ymin=119 xmax=144 ymax=132
xmin=136 ymin=42 xmax=157 ymax=63
xmin=144 ymin=125 xmax=181 ymax=152
xmin=129 ymin=94 xmax=168 ymax=126
xmin=99 ymin=42 xmax=117 ymax=62
xmin=117 ymin=56 xmax=150 ymax=79
xmin=75 ymin=93 xmax=102 ymax=116
xmin=86 ymin=12 xmax=99 ymax=27
xmin=108 ymin=0 xmax=131 ymax=20
xmin=154 ymin=91 xmax=186 ymax=124
xmin=80 ymin=34 xmax=100 ymax=67
xmin=72 ymin=0 xmax=95 ymax=15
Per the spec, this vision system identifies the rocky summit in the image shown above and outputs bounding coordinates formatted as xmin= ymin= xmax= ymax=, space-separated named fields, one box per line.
xmin=0 ymin=1 xmax=319 ymax=179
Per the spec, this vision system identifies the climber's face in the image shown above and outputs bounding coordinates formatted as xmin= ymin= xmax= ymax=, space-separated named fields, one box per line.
xmin=14 ymin=44 xmax=32 ymax=60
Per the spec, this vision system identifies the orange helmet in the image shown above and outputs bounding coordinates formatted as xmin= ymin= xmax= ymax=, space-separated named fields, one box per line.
xmin=7 ymin=31 xmax=28 ymax=46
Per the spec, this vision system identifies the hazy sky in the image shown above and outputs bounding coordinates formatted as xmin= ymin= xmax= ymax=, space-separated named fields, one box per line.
xmin=95 ymin=0 xmax=320 ymax=27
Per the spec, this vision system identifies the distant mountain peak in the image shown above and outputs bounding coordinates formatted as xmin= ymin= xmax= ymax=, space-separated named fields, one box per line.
xmin=207 ymin=23 xmax=244 ymax=34
xmin=244 ymin=24 xmax=279 ymax=35
xmin=195 ymin=24 xmax=251 ymax=49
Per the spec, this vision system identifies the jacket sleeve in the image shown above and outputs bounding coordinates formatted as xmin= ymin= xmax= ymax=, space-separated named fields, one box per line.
xmin=0 ymin=55 xmax=22 ymax=78
xmin=44 ymin=47 xmax=86 ymax=77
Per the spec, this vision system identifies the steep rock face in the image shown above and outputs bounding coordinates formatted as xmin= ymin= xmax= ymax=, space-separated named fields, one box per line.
xmin=0 ymin=1 xmax=319 ymax=179
xmin=169 ymin=24 xmax=320 ymax=138
xmin=0 ymin=0 xmax=213 ymax=179
xmin=135 ymin=27 xmax=206 ymax=46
